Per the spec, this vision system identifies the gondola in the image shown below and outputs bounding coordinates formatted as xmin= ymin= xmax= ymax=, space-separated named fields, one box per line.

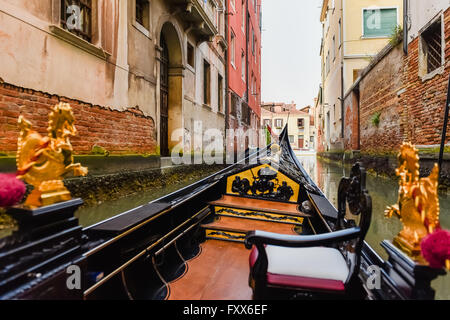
xmin=0 ymin=126 xmax=446 ymax=300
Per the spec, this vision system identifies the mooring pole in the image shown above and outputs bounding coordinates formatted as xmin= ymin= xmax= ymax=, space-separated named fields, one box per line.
xmin=438 ymin=75 xmax=450 ymax=177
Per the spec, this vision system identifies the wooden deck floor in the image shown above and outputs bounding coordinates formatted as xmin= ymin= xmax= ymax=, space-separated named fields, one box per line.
xmin=167 ymin=213 xmax=300 ymax=300
xmin=167 ymin=240 xmax=253 ymax=300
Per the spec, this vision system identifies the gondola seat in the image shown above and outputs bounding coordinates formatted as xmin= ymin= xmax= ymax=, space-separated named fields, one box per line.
xmin=245 ymin=163 xmax=372 ymax=299
xmin=249 ymin=246 xmax=349 ymax=292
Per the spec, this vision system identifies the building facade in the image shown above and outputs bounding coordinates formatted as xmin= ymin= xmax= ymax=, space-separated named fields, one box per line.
xmin=261 ymin=102 xmax=315 ymax=151
xmin=343 ymin=0 xmax=450 ymax=153
xmin=0 ymin=0 xmax=227 ymax=160
xmin=226 ymin=0 xmax=262 ymax=152
xmin=318 ymin=0 xmax=404 ymax=151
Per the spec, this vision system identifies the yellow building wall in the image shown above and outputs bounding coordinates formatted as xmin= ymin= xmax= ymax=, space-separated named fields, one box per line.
xmin=320 ymin=0 xmax=403 ymax=149
xmin=344 ymin=0 xmax=403 ymax=55
xmin=343 ymin=0 xmax=403 ymax=91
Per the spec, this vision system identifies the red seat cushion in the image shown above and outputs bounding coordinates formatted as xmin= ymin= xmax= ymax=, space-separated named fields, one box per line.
xmin=249 ymin=245 xmax=346 ymax=292
xmin=250 ymin=245 xmax=259 ymax=267
xmin=266 ymin=273 xmax=345 ymax=292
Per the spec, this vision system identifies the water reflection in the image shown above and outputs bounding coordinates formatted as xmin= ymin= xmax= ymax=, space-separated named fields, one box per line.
xmin=297 ymin=154 xmax=449 ymax=300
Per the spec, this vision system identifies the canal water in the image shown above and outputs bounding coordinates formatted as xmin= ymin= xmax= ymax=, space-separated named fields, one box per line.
xmin=298 ymin=155 xmax=449 ymax=300
xmin=74 ymin=155 xmax=449 ymax=299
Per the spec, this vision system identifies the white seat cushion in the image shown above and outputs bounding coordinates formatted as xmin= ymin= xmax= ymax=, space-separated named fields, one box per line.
xmin=265 ymin=246 xmax=349 ymax=282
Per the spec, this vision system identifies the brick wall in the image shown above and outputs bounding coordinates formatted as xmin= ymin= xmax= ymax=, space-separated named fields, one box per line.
xmin=0 ymin=82 xmax=156 ymax=155
xmin=351 ymin=8 xmax=450 ymax=153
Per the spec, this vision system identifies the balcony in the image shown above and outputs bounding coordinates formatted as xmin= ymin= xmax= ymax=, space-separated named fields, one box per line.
xmin=167 ymin=0 xmax=219 ymax=42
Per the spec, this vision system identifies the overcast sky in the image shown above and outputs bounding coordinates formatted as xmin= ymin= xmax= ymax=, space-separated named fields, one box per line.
xmin=261 ymin=0 xmax=323 ymax=108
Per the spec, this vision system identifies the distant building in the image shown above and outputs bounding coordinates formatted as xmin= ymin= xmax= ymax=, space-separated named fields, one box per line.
xmin=318 ymin=0 xmax=404 ymax=151
xmin=261 ymin=102 xmax=316 ymax=150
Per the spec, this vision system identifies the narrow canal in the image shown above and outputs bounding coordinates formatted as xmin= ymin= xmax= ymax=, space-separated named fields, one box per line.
xmin=298 ymin=155 xmax=449 ymax=300
xmin=75 ymin=156 xmax=449 ymax=299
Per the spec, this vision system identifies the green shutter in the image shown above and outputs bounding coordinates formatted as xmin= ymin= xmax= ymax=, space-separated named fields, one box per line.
xmin=363 ymin=8 xmax=397 ymax=37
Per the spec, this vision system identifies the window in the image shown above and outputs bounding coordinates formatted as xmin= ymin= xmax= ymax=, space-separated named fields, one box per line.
xmin=289 ymin=135 xmax=294 ymax=143
xmin=275 ymin=119 xmax=283 ymax=128
xmin=420 ymin=17 xmax=443 ymax=75
xmin=254 ymin=0 xmax=257 ymax=13
xmin=242 ymin=0 xmax=246 ymax=32
xmin=136 ymin=0 xmax=150 ymax=30
xmin=203 ymin=60 xmax=211 ymax=105
xmin=241 ymin=52 xmax=246 ymax=81
xmin=187 ymin=42 xmax=195 ymax=68
xmin=259 ymin=5 xmax=262 ymax=31
xmin=363 ymin=8 xmax=398 ymax=38
xmin=338 ymin=19 xmax=342 ymax=47
xmin=230 ymin=31 xmax=236 ymax=66
xmin=264 ymin=119 xmax=271 ymax=127
xmin=332 ymin=35 xmax=336 ymax=61
xmin=326 ymin=51 xmax=330 ymax=75
xmin=218 ymin=74 xmax=223 ymax=112
xmin=298 ymin=118 xmax=304 ymax=128
xmin=61 ymin=0 xmax=92 ymax=42
xmin=252 ymin=29 xmax=255 ymax=55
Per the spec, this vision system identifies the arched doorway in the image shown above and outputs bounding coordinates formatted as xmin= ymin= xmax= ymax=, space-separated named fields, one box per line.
xmin=159 ymin=22 xmax=183 ymax=157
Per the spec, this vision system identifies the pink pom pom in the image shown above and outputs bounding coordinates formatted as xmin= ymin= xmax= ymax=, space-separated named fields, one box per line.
xmin=0 ymin=173 xmax=26 ymax=207
xmin=421 ymin=229 xmax=450 ymax=269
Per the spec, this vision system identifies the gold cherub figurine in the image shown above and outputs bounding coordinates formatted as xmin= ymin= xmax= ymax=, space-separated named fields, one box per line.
xmin=385 ymin=142 xmax=440 ymax=258
xmin=16 ymin=103 xmax=88 ymax=208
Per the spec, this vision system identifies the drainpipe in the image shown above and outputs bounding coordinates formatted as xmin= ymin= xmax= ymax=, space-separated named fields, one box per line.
xmin=245 ymin=0 xmax=249 ymax=104
xmin=340 ymin=62 xmax=344 ymax=140
xmin=225 ymin=1 xmax=230 ymax=132
xmin=340 ymin=0 xmax=345 ymax=140
xmin=403 ymin=0 xmax=408 ymax=55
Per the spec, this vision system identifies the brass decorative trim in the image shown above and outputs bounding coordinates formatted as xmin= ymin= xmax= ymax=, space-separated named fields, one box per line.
xmin=215 ymin=207 xmax=304 ymax=225
xmin=205 ymin=229 xmax=246 ymax=242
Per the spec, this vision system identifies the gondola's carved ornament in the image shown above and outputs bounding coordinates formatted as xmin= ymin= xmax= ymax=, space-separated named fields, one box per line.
xmin=16 ymin=103 xmax=88 ymax=208
xmin=385 ymin=142 xmax=441 ymax=258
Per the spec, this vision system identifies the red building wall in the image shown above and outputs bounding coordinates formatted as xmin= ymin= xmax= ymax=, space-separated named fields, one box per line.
xmin=227 ymin=0 xmax=262 ymax=130
xmin=246 ymin=0 xmax=262 ymax=119
xmin=228 ymin=0 xmax=247 ymax=100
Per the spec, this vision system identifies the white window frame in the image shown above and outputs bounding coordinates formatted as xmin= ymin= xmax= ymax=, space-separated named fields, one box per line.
xmin=418 ymin=13 xmax=445 ymax=81
xmin=230 ymin=30 xmax=236 ymax=68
